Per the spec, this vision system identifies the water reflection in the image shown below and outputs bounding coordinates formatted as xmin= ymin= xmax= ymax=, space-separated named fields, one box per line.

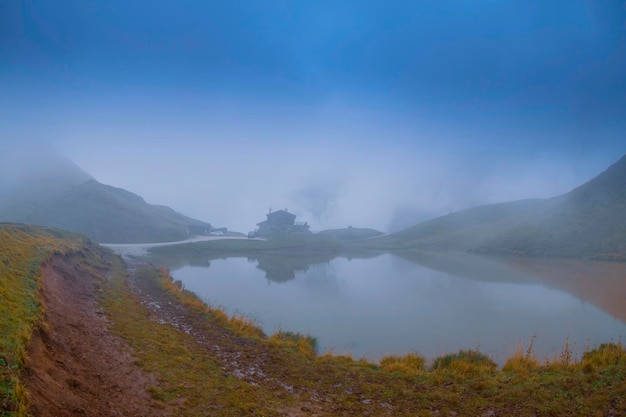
xmin=396 ymin=250 xmax=626 ymax=325
xmin=510 ymin=257 xmax=626 ymax=324
xmin=149 ymin=249 xmax=626 ymax=364
xmin=145 ymin=248 xmax=363 ymax=284
xmin=251 ymin=253 xmax=336 ymax=283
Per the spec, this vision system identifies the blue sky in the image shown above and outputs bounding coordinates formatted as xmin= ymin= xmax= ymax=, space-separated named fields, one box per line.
xmin=1 ymin=1 xmax=625 ymax=231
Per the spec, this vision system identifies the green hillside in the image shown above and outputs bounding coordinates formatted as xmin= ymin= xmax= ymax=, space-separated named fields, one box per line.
xmin=0 ymin=154 xmax=210 ymax=243
xmin=318 ymin=227 xmax=384 ymax=241
xmin=0 ymin=180 xmax=210 ymax=243
xmin=375 ymin=154 xmax=626 ymax=260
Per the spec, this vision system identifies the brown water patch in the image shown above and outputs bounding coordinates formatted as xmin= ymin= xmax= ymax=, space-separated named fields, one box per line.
xmin=511 ymin=258 xmax=626 ymax=325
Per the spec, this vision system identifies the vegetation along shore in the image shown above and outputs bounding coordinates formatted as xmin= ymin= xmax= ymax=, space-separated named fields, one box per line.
xmin=1 ymin=223 xmax=626 ymax=416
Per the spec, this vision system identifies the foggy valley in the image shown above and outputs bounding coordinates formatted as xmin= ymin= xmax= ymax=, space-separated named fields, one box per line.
xmin=2 ymin=1 xmax=626 ymax=416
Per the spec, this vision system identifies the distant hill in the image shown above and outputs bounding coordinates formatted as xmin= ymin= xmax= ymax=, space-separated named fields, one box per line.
xmin=318 ymin=227 xmax=384 ymax=241
xmin=375 ymin=154 xmax=626 ymax=261
xmin=0 ymin=152 xmax=92 ymax=201
xmin=0 ymin=153 xmax=210 ymax=243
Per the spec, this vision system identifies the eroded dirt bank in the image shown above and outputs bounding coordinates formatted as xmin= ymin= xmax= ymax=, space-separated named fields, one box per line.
xmin=23 ymin=255 xmax=166 ymax=417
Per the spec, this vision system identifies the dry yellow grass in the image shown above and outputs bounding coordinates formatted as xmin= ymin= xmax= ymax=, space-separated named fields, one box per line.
xmin=379 ymin=352 xmax=426 ymax=374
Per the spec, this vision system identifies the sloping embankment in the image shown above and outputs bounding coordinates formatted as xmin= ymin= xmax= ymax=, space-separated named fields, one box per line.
xmin=24 ymin=252 xmax=166 ymax=417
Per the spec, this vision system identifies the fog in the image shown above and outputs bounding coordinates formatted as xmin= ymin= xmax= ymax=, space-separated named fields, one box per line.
xmin=2 ymin=1 xmax=625 ymax=233
xmin=1 ymin=118 xmax=620 ymax=234
xmin=51 ymin=124 xmax=616 ymax=233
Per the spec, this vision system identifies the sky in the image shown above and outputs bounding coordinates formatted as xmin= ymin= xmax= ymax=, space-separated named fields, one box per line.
xmin=1 ymin=0 xmax=625 ymax=232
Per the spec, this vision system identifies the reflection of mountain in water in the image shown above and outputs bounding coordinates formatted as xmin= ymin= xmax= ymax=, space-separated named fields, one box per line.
xmin=395 ymin=250 xmax=535 ymax=284
xmin=397 ymin=249 xmax=626 ymax=325
xmin=510 ymin=258 xmax=626 ymax=325
xmin=251 ymin=253 xmax=337 ymax=283
xmin=145 ymin=255 xmax=212 ymax=270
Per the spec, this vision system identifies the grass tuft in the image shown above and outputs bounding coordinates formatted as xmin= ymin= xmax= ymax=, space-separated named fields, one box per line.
xmin=502 ymin=353 xmax=540 ymax=374
xmin=503 ymin=336 xmax=540 ymax=374
xmin=582 ymin=341 xmax=626 ymax=371
xmin=269 ymin=331 xmax=318 ymax=357
xmin=432 ymin=349 xmax=498 ymax=375
xmin=380 ymin=352 xmax=426 ymax=374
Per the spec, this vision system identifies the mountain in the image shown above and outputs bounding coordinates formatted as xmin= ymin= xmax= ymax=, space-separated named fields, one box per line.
xmin=0 ymin=152 xmax=210 ymax=243
xmin=318 ymin=227 xmax=384 ymax=241
xmin=377 ymin=154 xmax=626 ymax=261
xmin=0 ymin=152 xmax=92 ymax=201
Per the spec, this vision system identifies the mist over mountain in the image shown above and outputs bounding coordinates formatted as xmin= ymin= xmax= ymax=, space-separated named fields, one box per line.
xmin=381 ymin=154 xmax=626 ymax=261
xmin=0 ymin=151 xmax=210 ymax=243
xmin=0 ymin=150 xmax=91 ymax=199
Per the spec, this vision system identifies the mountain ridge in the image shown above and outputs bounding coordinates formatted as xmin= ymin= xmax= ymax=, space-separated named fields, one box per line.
xmin=377 ymin=153 xmax=626 ymax=260
xmin=0 ymin=153 xmax=211 ymax=243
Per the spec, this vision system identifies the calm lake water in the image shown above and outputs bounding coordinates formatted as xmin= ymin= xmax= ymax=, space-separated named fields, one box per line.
xmin=164 ymin=251 xmax=626 ymax=364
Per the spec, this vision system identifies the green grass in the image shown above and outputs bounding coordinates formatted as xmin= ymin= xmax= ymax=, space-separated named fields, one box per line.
xmin=431 ymin=349 xmax=498 ymax=376
xmin=101 ymin=260 xmax=298 ymax=416
xmin=318 ymin=227 xmax=384 ymax=241
xmin=145 ymin=232 xmax=344 ymax=272
xmin=268 ymin=331 xmax=318 ymax=357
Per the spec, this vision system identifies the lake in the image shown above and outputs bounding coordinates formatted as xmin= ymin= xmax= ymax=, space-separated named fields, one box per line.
xmin=160 ymin=250 xmax=626 ymax=364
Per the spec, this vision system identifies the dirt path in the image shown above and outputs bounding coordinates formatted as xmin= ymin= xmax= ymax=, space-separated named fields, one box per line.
xmin=23 ymin=255 xmax=167 ymax=417
xmin=22 ymin=252 xmax=317 ymax=416
xmin=24 ymin=250 xmax=348 ymax=417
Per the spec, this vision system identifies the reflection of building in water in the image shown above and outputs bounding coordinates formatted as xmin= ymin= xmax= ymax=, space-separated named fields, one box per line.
xmin=250 ymin=255 xmax=310 ymax=283
xmin=250 ymin=253 xmax=336 ymax=284
xmin=250 ymin=209 xmax=310 ymax=238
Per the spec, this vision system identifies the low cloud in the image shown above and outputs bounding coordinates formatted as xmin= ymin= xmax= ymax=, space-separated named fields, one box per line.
xmin=49 ymin=103 xmax=619 ymax=234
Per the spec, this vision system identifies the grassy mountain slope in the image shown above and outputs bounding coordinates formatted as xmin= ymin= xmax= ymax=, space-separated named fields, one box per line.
xmin=318 ymin=227 xmax=384 ymax=241
xmin=377 ymin=154 xmax=626 ymax=260
xmin=0 ymin=180 xmax=209 ymax=243
xmin=0 ymin=153 xmax=210 ymax=243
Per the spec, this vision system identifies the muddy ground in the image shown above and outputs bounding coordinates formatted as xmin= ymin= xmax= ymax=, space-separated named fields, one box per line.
xmin=22 ymin=251 xmax=318 ymax=417
xmin=23 ymin=255 xmax=168 ymax=417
